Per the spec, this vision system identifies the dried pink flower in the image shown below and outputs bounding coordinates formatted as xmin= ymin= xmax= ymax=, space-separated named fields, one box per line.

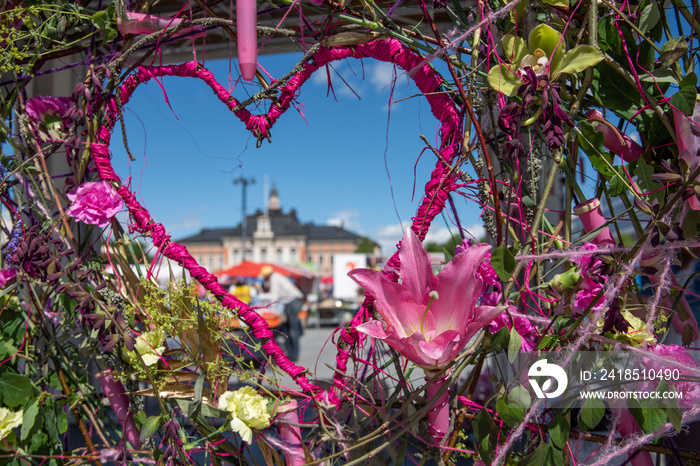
xmin=0 ymin=269 xmax=16 ymax=288
xmin=25 ymin=95 xmax=72 ymax=126
xmin=66 ymin=181 xmax=123 ymax=228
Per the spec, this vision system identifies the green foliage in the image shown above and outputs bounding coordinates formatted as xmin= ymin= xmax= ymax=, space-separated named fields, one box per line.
xmin=579 ymin=397 xmax=606 ymax=431
xmin=491 ymin=243 xmax=515 ymax=282
xmin=354 ymin=237 xmax=377 ymax=253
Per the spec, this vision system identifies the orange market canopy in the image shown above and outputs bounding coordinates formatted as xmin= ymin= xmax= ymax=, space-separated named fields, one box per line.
xmin=215 ymin=260 xmax=316 ymax=280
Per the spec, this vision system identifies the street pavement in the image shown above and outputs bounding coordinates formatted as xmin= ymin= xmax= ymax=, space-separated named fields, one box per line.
xmin=266 ymin=326 xmax=342 ymax=392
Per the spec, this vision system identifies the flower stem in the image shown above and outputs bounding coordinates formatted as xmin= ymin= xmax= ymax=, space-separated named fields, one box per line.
xmin=278 ymin=400 xmax=305 ymax=466
xmin=425 ymin=370 xmax=451 ymax=443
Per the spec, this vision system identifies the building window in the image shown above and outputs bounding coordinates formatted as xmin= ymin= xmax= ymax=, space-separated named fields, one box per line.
xmin=207 ymin=255 xmax=214 ymax=269
xmin=307 ymin=253 xmax=312 ymax=263
xmin=276 ymin=248 xmax=283 ymax=263
xmin=218 ymin=254 xmax=225 ymax=269
xmin=233 ymin=249 xmax=239 ymax=263
xmin=245 ymin=249 xmax=252 ymax=259
xmin=318 ymin=253 xmax=323 ymax=266
xmin=261 ymin=248 xmax=267 ymax=262
xmin=291 ymin=248 xmax=297 ymax=261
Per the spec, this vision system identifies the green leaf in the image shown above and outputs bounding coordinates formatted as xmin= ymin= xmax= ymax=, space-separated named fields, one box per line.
xmin=660 ymin=37 xmax=688 ymax=68
xmin=579 ymin=397 xmax=605 ymax=431
xmin=92 ymin=10 xmax=109 ymax=30
xmin=102 ymin=27 xmax=118 ymax=42
xmin=473 ymin=410 xmax=496 ymax=463
xmin=638 ymin=3 xmax=660 ymax=33
xmin=666 ymin=397 xmax=682 ymax=433
xmin=522 ymin=442 xmax=565 ymax=466
xmin=680 ymin=72 xmax=698 ymax=88
xmin=0 ymin=374 xmax=35 ymax=408
xmin=56 ymin=410 xmax=68 ymax=434
xmin=608 ymin=168 xmax=627 ymax=197
xmin=473 ymin=409 xmax=494 ymax=442
xmin=140 ymin=415 xmax=162 ymax=442
xmin=188 ymin=373 xmax=206 ymax=420
xmin=670 ymin=85 xmax=697 ymax=116
xmin=577 ymin=121 xmax=606 ymax=157
xmin=495 ymin=395 xmax=521 ymax=428
xmin=639 ymin=69 xmax=679 ymax=85
xmin=175 ymin=399 xmax=229 ymax=419
xmin=502 ymin=34 xmax=528 ymax=65
xmin=508 ymin=326 xmax=522 ymax=363
xmin=509 ymin=385 xmax=531 ymax=411
xmin=540 ymin=0 xmax=568 ymax=7
xmin=590 ymin=152 xmax=616 ymax=179
xmin=528 ymin=24 xmax=565 ymax=72
xmin=627 ymin=398 xmax=667 ymax=434
xmin=491 ymin=243 xmax=515 ymax=282
xmin=487 ymin=64 xmax=522 ymax=97
xmin=512 ymin=0 xmax=528 ymax=22
xmin=21 ymin=399 xmax=40 ymax=441
xmin=549 ymin=413 xmax=570 ymax=450
xmin=592 ymin=64 xmax=644 ymax=120
xmin=537 ymin=335 xmax=556 ymax=349
xmin=598 ymin=16 xmax=621 ymax=55
xmin=553 ymin=45 xmax=604 ymax=79
xmin=491 ymin=326 xmax=510 ymax=353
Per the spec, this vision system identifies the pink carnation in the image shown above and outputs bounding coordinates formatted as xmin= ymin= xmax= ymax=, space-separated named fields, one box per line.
xmin=488 ymin=306 xmax=538 ymax=352
xmin=643 ymin=344 xmax=700 ymax=410
xmin=25 ymin=94 xmax=72 ymax=125
xmin=66 ymin=181 xmax=123 ymax=228
xmin=574 ymin=276 xmax=606 ymax=312
xmin=0 ymin=269 xmax=16 ymax=288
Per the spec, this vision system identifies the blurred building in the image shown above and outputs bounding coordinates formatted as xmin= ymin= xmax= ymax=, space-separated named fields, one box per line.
xmin=179 ymin=188 xmax=379 ymax=276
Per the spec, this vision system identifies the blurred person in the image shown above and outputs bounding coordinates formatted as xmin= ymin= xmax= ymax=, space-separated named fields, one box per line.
xmin=259 ymin=266 xmax=304 ymax=361
xmin=230 ymin=279 xmax=252 ymax=304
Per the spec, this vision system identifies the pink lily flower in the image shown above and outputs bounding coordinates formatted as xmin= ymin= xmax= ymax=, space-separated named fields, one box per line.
xmin=348 ymin=228 xmax=504 ymax=371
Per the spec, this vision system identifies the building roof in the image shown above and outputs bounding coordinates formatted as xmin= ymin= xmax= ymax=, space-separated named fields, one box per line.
xmin=177 ymin=190 xmax=367 ymax=244
xmin=178 ymin=227 xmax=238 ymax=243
xmin=304 ymin=224 xmax=364 ymax=241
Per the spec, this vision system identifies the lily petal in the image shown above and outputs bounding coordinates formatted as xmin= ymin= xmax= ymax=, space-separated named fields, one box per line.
xmin=398 ymin=228 xmax=433 ymax=302
xmin=431 ymin=243 xmax=490 ymax=334
xmin=469 ymin=305 xmax=510 ymax=340
xmin=348 ymin=268 xmax=424 ymax=337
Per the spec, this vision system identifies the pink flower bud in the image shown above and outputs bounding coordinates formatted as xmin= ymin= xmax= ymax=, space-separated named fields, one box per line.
xmin=96 ymin=370 xmax=142 ymax=448
xmin=574 ymin=198 xmax=615 ymax=247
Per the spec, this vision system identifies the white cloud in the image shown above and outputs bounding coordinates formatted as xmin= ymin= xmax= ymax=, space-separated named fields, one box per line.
xmin=327 ymin=210 xmax=363 ymax=233
xmin=463 ymin=223 xmax=486 ymax=242
xmin=309 ymin=64 xmax=363 ymax=99
xmin=424 ymin=226 xmax=453 ymax=244
xmin=374 ymin=222 xmax=405 ymax=254
xmin=370 ymin=62 xmax=397 ymax=92
xmin=311 ymin=67 xmax=329 ymax=86
xmin=373 ymin=221 xmax=488 ymax=256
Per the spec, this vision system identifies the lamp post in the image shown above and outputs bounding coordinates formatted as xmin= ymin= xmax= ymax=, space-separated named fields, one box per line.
xmin=234 ymin=176 xmax=255 ymax=261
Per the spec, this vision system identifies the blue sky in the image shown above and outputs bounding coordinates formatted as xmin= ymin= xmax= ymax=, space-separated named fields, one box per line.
xmin=110 ymin=52 xmax=486 ymax=254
